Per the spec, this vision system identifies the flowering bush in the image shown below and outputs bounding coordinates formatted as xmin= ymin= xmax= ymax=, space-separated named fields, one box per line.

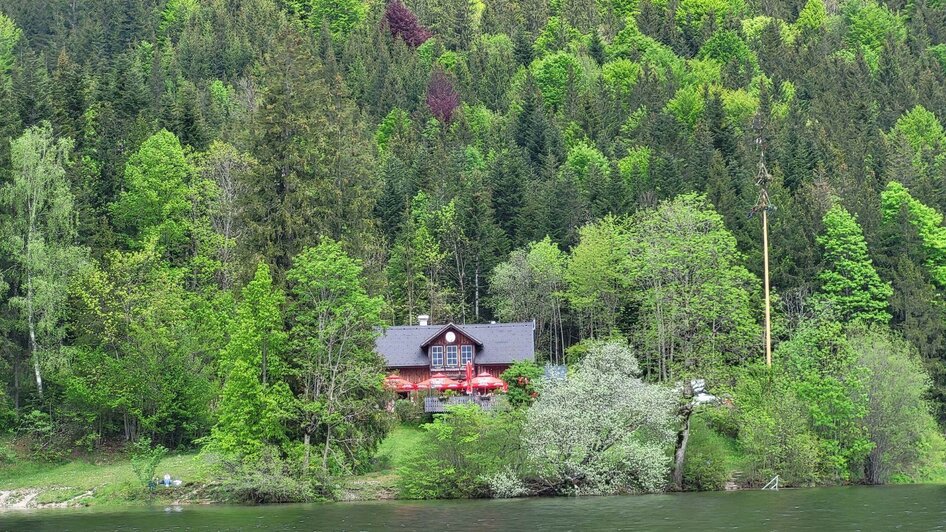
xmin=523 ymin=341 xmax=678 ymax=494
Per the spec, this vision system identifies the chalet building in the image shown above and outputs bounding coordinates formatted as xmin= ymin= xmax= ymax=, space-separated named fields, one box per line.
xmin=375 ymin=316 xmax=535 ymax=384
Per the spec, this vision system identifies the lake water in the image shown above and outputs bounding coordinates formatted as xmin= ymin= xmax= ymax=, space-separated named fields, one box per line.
xmin=2 ymin=485 xmax=945 ymax=531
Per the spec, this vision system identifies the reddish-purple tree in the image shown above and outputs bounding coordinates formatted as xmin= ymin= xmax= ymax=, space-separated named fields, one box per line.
xmin=384 ymin=0 xmax=431 ymax=47
xmin=426 ymin=70 xmax=460 ymax=124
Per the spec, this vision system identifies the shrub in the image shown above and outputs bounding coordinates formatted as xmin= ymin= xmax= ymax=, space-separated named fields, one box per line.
xmin=501 ymin=361 xmax=543 ymax=408
xmin=393 ymin=398 xmax=426 ymax=425
xmin=736 ymin=366 xmax=821 ymax=486
xmin=211 ymin=448 xmax=318 ymax=503
xmin=397 ymin=405 xmax=526 ymax=499
xmin=129 ymin=438 xmax=168 ymax=490
xmin=482 ymin=467 xmax=529 ymax=498
xmin=851 ymin=327 xmax=941 ymax=484
xmin=682 ymin=415 xmax=731 ymax=491
xmin=523 ymin=341 xmax=678 ymax=495
xmin=0 ymin=440 xmax=16 ymax=464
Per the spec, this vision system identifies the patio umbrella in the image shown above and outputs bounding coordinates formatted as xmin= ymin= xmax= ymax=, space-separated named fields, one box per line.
xmin=465 ymin=361 xmax=474 ymax=394
xmin=384 ymin=374 xmax=416 ymax=393
xmin=417 ymin=373 xmax=461 ymax=391
xmin=469 ymin=372 xmax=506 ymax=391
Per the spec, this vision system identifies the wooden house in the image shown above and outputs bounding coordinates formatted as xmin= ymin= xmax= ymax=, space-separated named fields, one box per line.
xmin=375 ymin=317 xmax=535 ymax=384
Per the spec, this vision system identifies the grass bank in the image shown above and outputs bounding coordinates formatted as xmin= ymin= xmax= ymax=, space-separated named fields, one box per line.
xmin=338 ymin=425 xmax=424 ymax=501
xmin=0 ymin=449 xmax=210 ymax=509
xmin=0 ymin=426 xmax=427 ymax=509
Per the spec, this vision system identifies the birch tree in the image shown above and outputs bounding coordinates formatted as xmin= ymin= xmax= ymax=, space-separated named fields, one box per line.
xmin=2 ymin=123 xmax=84 ymax=398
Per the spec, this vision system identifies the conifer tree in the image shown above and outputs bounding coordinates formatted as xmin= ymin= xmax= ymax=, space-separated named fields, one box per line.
xmin=208 ymin=262 xmax=292 ymax=458
xmin=816 ymin=204 xmax=892 ymax=324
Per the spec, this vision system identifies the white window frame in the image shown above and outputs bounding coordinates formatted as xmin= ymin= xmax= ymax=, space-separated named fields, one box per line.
xmin=460 ymin=344 xmax=473 ymax=366
xmin=431 ymin=345 xmax=444 ymax=367
xmin=446 ymin=345 xmax=458 ymax=367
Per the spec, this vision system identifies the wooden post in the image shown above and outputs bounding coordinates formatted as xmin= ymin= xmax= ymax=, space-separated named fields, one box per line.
xmin=762 ymin=208 xmax=772 ymax=368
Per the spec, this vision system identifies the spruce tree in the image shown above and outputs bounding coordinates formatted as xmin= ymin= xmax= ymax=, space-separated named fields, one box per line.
xmin=816 ymin=204 xmax=892 ymax=324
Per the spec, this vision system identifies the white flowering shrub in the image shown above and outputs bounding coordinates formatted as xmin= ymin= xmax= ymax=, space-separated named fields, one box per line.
xmin=523 ymin=341 xmax=679 ymax=494
xmin=482 ymin=467 xmax=529 ymax=498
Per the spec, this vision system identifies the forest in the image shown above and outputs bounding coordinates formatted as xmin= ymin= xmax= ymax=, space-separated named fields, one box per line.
xmin=2 ymin=0 xmax=946 ymax=500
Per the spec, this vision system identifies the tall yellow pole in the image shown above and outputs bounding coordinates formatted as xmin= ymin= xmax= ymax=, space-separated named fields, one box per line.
xmin=762 ymin=207 xmax=772 ymax=367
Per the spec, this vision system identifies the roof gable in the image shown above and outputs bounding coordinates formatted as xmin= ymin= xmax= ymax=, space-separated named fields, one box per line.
xmin=375 ymin=321 xmax=535 ymax=367
xmin=419 ymin=323 xmax=483 ymax=348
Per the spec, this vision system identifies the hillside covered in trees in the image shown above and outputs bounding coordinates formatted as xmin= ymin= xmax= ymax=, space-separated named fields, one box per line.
xmin=2 ymin=0 xmax=946 ymax=498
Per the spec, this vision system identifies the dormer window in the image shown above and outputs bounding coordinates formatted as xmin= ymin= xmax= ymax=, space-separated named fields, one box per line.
xmin=431 ymin=345 xmax=444 ymax=367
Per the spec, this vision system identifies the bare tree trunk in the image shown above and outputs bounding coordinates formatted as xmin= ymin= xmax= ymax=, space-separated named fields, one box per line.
xmin=27 ymin=270 xmax=42 ymax=398
xmin=321 ymin=425 xmax=333 ymax=473
xmin=303 ymin=432 xmax=311 ymax=471
xmin=672 ymin=405 xmax=693 ymax=491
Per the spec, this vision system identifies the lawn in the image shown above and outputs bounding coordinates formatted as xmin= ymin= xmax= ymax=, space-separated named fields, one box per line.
xmin=0 ymin=450 xmax=207 ymax=506
xmin=338 ymin=424 xmax=425 ymax=501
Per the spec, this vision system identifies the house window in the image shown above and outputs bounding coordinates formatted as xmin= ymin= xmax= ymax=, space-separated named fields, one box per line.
xmin=431 ymin=345 xmax=444 ymax=367
xmin=446 ymin=345 xmax=458 ymax=367
xmin=461 ymin=345 xmax=473 ymax=366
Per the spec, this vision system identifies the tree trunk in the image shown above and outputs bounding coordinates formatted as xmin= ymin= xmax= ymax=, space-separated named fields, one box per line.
xmin=303 ymin=432 xmax=311 ymax=471
xmin=321 ymin=425 xmax=332 ymax=473
xmin=672 ymin=405 xmax=693 ymax=491
xmin=27 ymin=270 xmax=43 ymax=398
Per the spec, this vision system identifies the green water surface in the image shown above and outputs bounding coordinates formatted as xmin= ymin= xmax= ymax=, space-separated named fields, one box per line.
xmin=2 ymin=485 xmax=945 ymax=531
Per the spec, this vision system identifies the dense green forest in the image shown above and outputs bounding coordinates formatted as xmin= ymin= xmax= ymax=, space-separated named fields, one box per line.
xmin=2 ymin=0 xmax=946 ymax=499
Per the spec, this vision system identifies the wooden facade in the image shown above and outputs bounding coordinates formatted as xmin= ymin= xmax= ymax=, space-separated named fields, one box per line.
xmin=377 ymin=321 xmax=534 ymax=384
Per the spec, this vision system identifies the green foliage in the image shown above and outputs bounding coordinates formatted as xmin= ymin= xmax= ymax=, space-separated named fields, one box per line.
xmin=110 ymin=129 xmax=194 ymax=256
xmin=524 ymin=341 xmax=678 ymax=494
xmin=398 ymin=405 xmax=526 ymax=499
xmin=211 ymin=447 xmax=317 ymax=503
xmin=628 ymin=194 xmax=758 ymax=381
xmin=682 ymin=414 xmax=731 ymax=491
xmin=500 ymin=361 xmax=544 ymax=408
xmin=393 ymin=398 xmax=427 ymax=425
xmin=677 ymin=0 xmax=747 ymax=30
xmin=890 ymin=105 xmax=946 ymax=154
xmin=306 ymin=0 xmax=365 ymax=37
xmin=288 ymin=240 xmax=388 ymax=476
xmin=735 ymin=366 xmax=822 ymax=486
xmin=841 ymin=0 xmax=906 ymax=70
xmin=0 ymin=12 xmax=20 ymax=75
xmin=530 ymin=51 xmax=584 ymax=109
xmin=565 ymin=216 xmax=632 ymax=338
xmin=881 ymin=182 xmax=946 ymax=287
xmin=850 ymin=327 xmax=940 ymax=484
xmin=795 ymin=0 xmax=828 ymax=34
xmin=376 ymin=107 xmax=411 ymax=154
xmin=129 ymin=438 xmax=168 ymax=490
xmin=775 ymin=317 xmax=872 ymax=482
xmin=816 ymin=204 xmax=892 ymax=324
xmin=207 ymin=263 xmax=292 ymax=459
xmin=601 ymin=59 xmax=642 ymax=95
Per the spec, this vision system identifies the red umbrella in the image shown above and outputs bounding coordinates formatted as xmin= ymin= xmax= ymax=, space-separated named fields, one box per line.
xmin=417 ymin=373 xmax=461 ymax=391
xmin=465 ymin=361 xmax=474 ymax=394
xmin=384 ymin=374 xmax=416 ymax=393
xmin=469 ymin=372 xmax=506 ymax=391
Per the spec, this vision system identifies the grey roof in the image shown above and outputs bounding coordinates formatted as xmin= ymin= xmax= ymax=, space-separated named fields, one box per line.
xmin=375 ymin=321 xmax=535 ymax=367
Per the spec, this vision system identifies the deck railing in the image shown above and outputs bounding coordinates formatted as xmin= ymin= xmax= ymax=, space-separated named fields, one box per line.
xmin=423 ymin=395 xmax=498 ymax=413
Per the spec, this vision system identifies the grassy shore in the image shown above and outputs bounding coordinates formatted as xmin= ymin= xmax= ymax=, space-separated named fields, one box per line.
xmin=338 ymin=425 xmax=425 ymax=501
xmin=0 ymin=445 xmax=210 ymax=509
xmin=0 ymin=426 xmax=427 ymax=509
